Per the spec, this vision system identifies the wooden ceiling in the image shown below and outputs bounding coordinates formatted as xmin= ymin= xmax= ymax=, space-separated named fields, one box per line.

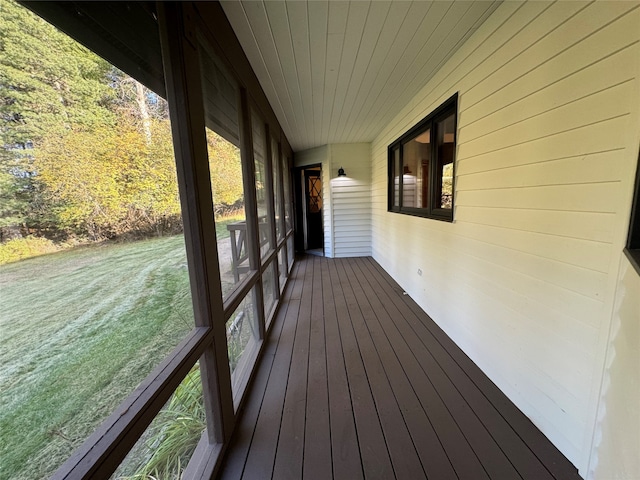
xmin=221 ymin=0 xmax=500 ymax=152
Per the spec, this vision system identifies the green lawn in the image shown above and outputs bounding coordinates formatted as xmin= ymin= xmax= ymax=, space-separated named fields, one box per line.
xmin=0 ymin=236 xmax=195 ymax=480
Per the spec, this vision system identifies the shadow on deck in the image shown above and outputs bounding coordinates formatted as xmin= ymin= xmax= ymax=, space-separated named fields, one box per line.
xmin=218 ymin=255 xmax=581 ymax=480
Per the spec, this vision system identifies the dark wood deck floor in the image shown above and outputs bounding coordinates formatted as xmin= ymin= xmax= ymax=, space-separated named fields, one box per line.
xmin=218 ymin=256 xmax=581 ymax=480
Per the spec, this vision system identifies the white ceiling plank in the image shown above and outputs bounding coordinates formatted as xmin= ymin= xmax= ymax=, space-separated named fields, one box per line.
xmin=223 ymin=0 xmax=500 ymax=151
xmin=241 ymin=1 xmax=297 ymax=133
xmin=308 ymin=1 xmax=328 ymax=148
xmin=338 ymin=1 xmax=412 ymax=143
xmin=321 ymin=1 xmax=349 ymax=145
xmin=358 ymin=1 xmax=468 ymax=141
xmin=334 ymin=1 xmax=392 ymax=142
xmin=263 ymin=0 xmax=307 ymax=146
xmin=362 ymin=1 xmax=499 ymax=142
xmin=220 ymin=1 xmax=299 ymax=145
xmin=287 ymin=2 xmax=315 ymax=147
xmin=342 ymin=1 xmax=435 ymax=143
xmin=327 ymin=1 xmax=372 ymax=143
xmin=349 ymin=1 xmax=452 ymax=142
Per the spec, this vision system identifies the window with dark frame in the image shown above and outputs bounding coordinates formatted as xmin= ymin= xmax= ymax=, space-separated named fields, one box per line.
xmin=625 ymin=148 xmax=640 ymax=273
xmin=388 ymin=93 xmax=458 ymax=221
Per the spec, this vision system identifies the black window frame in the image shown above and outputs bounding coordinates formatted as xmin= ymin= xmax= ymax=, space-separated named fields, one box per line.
xmin=624 ymin=147 xmax=640 ymax=274
xmin=388 ymin=93 xmax=458 ymax=222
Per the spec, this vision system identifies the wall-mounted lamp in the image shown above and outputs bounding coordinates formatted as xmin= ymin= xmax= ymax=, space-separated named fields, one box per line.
xmin=338 ymin=167 xmax=346 ymax=177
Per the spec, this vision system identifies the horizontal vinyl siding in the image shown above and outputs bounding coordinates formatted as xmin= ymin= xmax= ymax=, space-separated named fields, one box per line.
xmin=322 ymin=162 xmax=332 ymax=258
xmin=330 ymin=143 xmax=371 ymax=257
xmin=370 ymin=1 xmax=640 ymax=475
xmin=592 ymin=256 xmax=640 ymax=480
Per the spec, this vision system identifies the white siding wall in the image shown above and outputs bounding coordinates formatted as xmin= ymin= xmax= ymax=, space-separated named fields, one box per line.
xmin=370 ymin=2 xmax=640 ymax=476
xmin=294 ymin=145 xmax=332 ymax=257
xmin=591 ymin=255 xmax=640 ymax=480
xmin=329 ymin=143 xmax=372 ymax=257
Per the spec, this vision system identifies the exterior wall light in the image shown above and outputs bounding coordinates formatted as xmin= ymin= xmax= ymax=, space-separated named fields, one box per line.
xmin=338 ymin=167 xmax=346 ymax=177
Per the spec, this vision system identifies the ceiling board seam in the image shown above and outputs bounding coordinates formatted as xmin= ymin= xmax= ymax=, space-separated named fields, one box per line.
xmin=353 ymin=0 xmax=453 ymax=141
xmin=336 ymin=1 xmax=392 ymax=143
xmin=253 ymin=0 xmax=300 ymax=144
xmin=233 ymin=1 xmax=296 ymax=144
xmin=320 ymin=3 xmax=329 ymax=147
xmin=324 ymin=1 xmax=349 ymax=150
xmin=328 ymin=0 xmax=372 ymax=142
xmin=284 ymin=1 xmax=308 ymax=146
xmin=375 ymin=0 xmax=530 ymax=149
xmin=343 ymin=1 xmax=433 ymax=142
xmin=361 ymin=1 xmax=479 ymax=141
xmin=306 ymin=1 xmax=315 ymax=147
xmin=338 ymin=1 xmax=413 ymax=145
xmin=259 ymin=0 xmax=302 ymax=146
xmin=263 ymin=2 xmax=304 ymax=146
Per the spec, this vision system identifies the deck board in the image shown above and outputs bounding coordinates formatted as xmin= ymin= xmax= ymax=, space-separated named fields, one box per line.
xmin=321 ymin=258 xmax=363 ymax=480
xmin=218 ymin=256 xmax=582 ymax=480
xmin=303 ymin=257 xmax=332 ymax=480
xmin=328 ymin=258 xmax=394 ymax=479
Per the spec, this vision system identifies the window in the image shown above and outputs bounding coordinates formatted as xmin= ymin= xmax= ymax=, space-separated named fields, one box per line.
xmin=388 ymin=94 xmax=458 ymax=221
xmin=625 ymin=148 xmax=640 ymax=273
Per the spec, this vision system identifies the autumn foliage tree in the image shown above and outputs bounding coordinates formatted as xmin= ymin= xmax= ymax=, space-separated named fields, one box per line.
xmin=206 ymin=129 xmax=244 ymax=216
xmin=35 ymin=116 xmax=181 ymax=240
xmin=1 ymin=0 xmax=245 ymax=244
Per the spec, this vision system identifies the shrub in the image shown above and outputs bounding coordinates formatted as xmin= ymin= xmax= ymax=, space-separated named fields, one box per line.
xmin=0 ymin=236 xmax=58 ymax=264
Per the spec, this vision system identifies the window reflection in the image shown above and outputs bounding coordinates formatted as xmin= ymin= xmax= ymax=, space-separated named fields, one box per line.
xmin=402 ymin=128 xmax=430 ymax=208
xmin=252 ymin=111 xmax=273 ymax=261
xmin=272 ymin=137 xmax=284 ymax=241
xmin=436 ymin=114 xmax=455 ymax=209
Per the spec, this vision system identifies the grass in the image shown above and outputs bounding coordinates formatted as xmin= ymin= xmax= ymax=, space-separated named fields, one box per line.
xmin=214 ymin=212 xmax=245 ymax=241
xmin=0 ymin=235 xmax=195 ymax=480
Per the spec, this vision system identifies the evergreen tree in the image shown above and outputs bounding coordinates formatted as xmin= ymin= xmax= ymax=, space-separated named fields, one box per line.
xmin=0 ymin=0 xmax=115 ymax=234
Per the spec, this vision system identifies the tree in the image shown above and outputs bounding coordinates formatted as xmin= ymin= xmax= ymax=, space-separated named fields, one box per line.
xmin=0 ymin=0 xmax=115 ymax=234
xmin=34 ymin=114 xmax=181 ymax=240
xmin=1 ymin=0 xmax=245 ymax=243
xmin=206 ymin=129 xmax=244 ymax=215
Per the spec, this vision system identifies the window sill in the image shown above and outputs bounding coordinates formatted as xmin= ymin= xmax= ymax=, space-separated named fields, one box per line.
xmin=388 ymin=208 xmax=453 ymax=223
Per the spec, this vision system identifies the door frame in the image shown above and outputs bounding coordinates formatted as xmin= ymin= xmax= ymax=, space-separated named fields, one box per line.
xmin=293 ymin=163 xmax=324 ymax=254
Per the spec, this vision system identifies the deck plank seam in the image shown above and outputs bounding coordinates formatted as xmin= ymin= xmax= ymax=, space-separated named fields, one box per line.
xmin=222 ymin=263 xmax=295 ymax=479
xmin=337 ymin=258 xmax=424 ymax=479
xmin=343 ymin=257 xmax=443 ymax=479
xmin=360 ymin=257 xmax=530 ymax=479
xmin=272 ymin=256 xmax=315 ymax=479
xmin=323 ymin=258 xmax=366 ymax=480
xmin=222 ymin=260 xmax=304 ymax=480
xmin=364 ymin=257 xmax=578 ymax=479
xmin=329 ymin=258 xmax=397 ymax=479
xmin=244 ymin=259 xmax=307 ymax=479
xmin=349 ymin=257 xmax=470 ymax=480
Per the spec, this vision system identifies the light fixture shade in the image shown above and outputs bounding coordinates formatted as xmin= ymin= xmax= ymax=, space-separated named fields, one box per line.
xmin=338 ymin=167 xmax=346 ymax=177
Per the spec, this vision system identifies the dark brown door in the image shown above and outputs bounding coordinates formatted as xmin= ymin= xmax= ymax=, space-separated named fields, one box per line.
xmin=304 ymin=169 xmax=323 ymax=250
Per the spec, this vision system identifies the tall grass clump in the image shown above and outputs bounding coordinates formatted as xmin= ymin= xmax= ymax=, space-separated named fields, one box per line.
xmin=118 ymin=365 xmax=205 ymax=480
xmin=0 ymin=236 xmax=58 ymax=264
